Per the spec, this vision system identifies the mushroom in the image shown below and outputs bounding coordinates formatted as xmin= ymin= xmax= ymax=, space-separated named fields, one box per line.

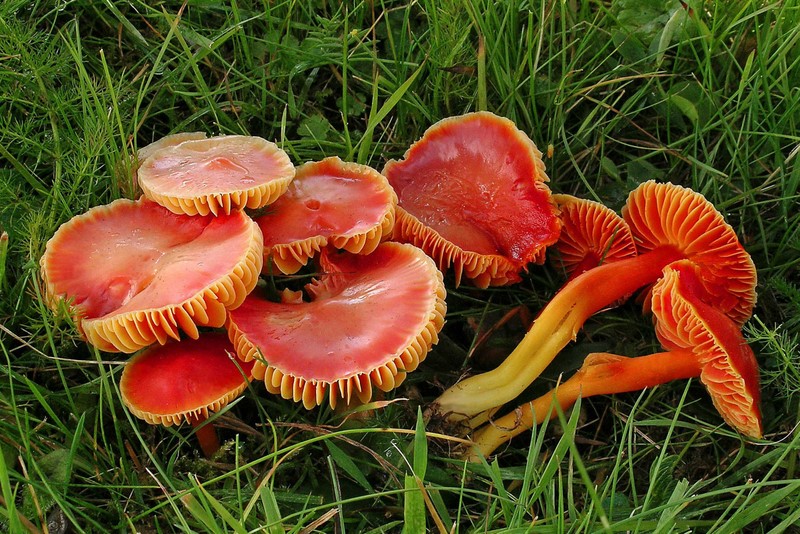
xmin=550 ymin=194 xmax=637 ymax=281
xmin=430 ymin=181 xmax=757 ymax=425
xmin=119 ymin=333 xmax=255 ymax=458
xmin=383 ymin=111 xmax=561 ymax=288
xmin=468 ymin=260 xmax=762 ymax=459
xmin=226 ymin=242 xmax=447 ymax=409
xmin=137 ymin=134 xmax=295 ymax=216
xmin=40 ymin=198 xmax=263 ymax=353
xmin=254 ymin=156 xmax=396 ymax=274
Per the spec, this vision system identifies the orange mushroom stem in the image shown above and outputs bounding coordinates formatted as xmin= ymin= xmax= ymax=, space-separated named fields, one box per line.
xmin=430 ymin=182 xmax=756 ymax=426
xmin=467 ymin=350 xmax=701 ymax=460
xmin=468 ymin=260 xmax=762 ymax=459
xmin=187 ymin=415 xmax=223 ymax=459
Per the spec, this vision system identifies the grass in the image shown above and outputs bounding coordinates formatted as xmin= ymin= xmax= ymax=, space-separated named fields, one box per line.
xmin=1 ymin=0 xmax=799 ymax=531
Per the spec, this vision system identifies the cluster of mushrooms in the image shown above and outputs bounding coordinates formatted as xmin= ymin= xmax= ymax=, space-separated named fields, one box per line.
xmin=40 ymin=112 xmax=761 ymax=459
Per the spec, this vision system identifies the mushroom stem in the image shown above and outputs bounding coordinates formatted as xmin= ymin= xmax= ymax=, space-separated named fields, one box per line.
xmin=431 ymin=245 xmax=684 ymax=424
xmin=466 ymin=349 xmax=702 ymax=460
xmin=189 ymin=415 xmax=221 ymax=459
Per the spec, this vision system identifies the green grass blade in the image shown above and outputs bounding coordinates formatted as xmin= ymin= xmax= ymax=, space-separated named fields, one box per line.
xmin=0 ymin=446 xmax=22 ymax=532
xmin=356 ymin=61 xmax=425 ymax=165
xmin=325 ymin=440 xmax=373 ymax=492
xmin=402 ymin=409 xmax=429 ymax=534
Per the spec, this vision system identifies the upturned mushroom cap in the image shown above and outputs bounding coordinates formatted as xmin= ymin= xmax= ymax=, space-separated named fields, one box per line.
xmin=41 ymin=198 xmax=263 ymax=353
xmin=137 ymin=132 xmax=208 ymax=165
xmin=551 ymin=194 xmax=637 ymax=279
xmin=119 ymin=333 xmax=255 ymax=427
xmin=623 ymin=181 xmax=757 ymax=325
xmin=226 ymin=242 xmax=447 ymax=409
xmin=383 ymin=111 xmax=561 ymax=288
xmin=255 ymin=157 xmax=396 ymax=274
xmin=138 ymin=134 xmax=295 ymax=216
xmin=651 ymin=260 xmax=762 ymax=437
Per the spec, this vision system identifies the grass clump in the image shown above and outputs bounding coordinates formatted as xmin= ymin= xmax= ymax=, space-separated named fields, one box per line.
xmin=1 ymin=0 xmax=799 ymax=531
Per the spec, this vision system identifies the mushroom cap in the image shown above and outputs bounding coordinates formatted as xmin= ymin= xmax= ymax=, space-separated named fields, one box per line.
xmin=137 ymin=132 xmax=208 ymax=165
xmin=383 ymin=111 xmax=561 ymax=288
xmin=226 ymin=242 xmax=447 ymax=409
xmin=138 ymin=135 xmax=295 ymax=216
xmin=255 ymin=157 xmax=396 ymax=274
xmin=551 ymin=194 xmax=637 ymax=279
xmin=41 ymin=198 xmax=263 ymax=353
xmin=119 ymin=333 xmax=255 ymax=426
xmin=622 ymin=181 xmax=757 ymax=325
xmin=651 ymin=260 xmax=762 ymax=438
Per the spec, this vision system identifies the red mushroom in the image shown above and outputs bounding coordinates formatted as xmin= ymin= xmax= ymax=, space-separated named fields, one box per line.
xmin=550 ymin=194 xmax=637 ymax=280
xmin=120 ymin=333 xmax=255 ymax=458
xmin=383 ymin=112 xmax=561 ymax=288
xmin=137 ymin=134 xmax=295 ymax=216
xmin=226 ymin=242 xmax=446 ymax=409
xmin=254 ymin=157 xmax=396 ymax=274
xmin=468 ymin=260 xmax=762 ymax=459
xmin=431 ymin=181 xmax=757 ymax=425
xmin=40 ymin=198 xmax=263 ymax=353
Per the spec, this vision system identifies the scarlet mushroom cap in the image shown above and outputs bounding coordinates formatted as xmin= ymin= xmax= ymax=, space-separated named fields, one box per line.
xmin=40 ymin=198 xmax=263 ymax=353
xmin=226 ymin=242 xmax=447 ymax=409
xmin=431 ymin=181 xmax=757 ymax=426
xmin=651 ymin=260 xmax=762 ymax=437
xmin=383 ymin=111 xmax=561 ymax=288
xmin=119 ymin=333 xmax=255 ymax=457
xmin=255 ymin=157 xmax=396 ymax=274
xmin=551 ymin=194 xmax=637 ymax=280
xmin=624 ymin=181 xmax=757 ymax=325
xmin=137 ymin=134 xmax=295 ymax=216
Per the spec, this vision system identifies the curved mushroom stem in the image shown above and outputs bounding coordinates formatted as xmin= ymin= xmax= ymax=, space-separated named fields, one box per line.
xmin=188 ymin=415 xmax=221 ymax=458
xmin=465 ymin=349 xmax=702 ymax=461
xmin=430 ymin=246 xmax=684 ymax=426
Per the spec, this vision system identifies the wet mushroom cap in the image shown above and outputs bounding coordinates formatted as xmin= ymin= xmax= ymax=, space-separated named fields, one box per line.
xmin=255 ymin=157 xmax=396 ymax=274
xmin=137 ymin=132 xmax=208 ymax=165
xmin=138 ymin=135 xmax=295 ymax=216
xmin=119 ymin=333 xmax=255 ymax=426
xmin=623 ymin=181 xmax=757 ymax=325
xmin=383 ymin=111 xmax=561 ymax=288
xmin=651 ymin=260 xmax=762 ymax=437
xmin=551 ymin=194 xmax=637 ymax=279
xmin=226 ymin=242 xmax=447 ymax=409
xmin=40 ymin=198 xmax=263 ymax=353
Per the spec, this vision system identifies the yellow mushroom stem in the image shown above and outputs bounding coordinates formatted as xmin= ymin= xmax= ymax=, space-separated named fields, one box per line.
xmin=466 ymin=349 xmax=702 ymax=461
xmin=431 ymin=245 xmax=684 ymax=426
